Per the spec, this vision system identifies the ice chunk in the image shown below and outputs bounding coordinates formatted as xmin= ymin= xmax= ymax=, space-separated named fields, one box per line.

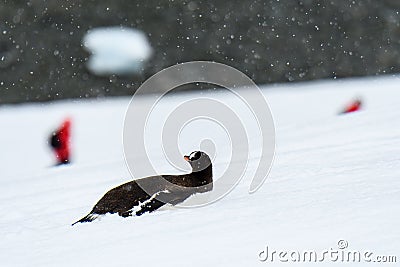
xmin=83 ymin=26 xmax=152 ymax=75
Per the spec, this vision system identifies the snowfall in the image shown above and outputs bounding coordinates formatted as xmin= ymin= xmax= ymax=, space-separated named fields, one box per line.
xmin=0 ymin=75 xmax=399 ymax=266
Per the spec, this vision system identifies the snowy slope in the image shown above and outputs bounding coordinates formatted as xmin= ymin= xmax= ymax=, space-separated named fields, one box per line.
xmin=0 ymin=75 xmax=399 ymax=266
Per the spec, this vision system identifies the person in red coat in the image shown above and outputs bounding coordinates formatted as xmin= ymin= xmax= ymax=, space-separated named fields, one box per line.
xmin=49 ymin=118 xmax=71 ymax=165
xmin=339 ymin=98 xmax=362 ymax=114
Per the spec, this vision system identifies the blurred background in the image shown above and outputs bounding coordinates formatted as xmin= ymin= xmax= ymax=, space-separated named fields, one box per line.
xmin=1 ymin=0 xmax=400 ymax=104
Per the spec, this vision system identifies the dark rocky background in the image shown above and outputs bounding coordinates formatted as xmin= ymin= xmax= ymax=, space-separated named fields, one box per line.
xmin=1 ymin=0 xmax=400 ymax=104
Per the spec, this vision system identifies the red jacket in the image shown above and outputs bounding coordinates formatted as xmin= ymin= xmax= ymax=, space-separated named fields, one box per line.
xmin=341 ymin=100 xmax=362 ymax=114
xmin=51 ymin=118 xmax=71 ymax=164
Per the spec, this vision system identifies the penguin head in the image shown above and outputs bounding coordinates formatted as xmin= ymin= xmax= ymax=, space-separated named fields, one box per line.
xmin=184 ymin=151 xmax=212 ymax=173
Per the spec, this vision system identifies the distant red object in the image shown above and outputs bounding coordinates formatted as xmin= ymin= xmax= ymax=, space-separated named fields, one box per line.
xmin=340 ymin=99 xmax=362 ymax=114
xmin=49 ymin=118 xmax=71 ymax=165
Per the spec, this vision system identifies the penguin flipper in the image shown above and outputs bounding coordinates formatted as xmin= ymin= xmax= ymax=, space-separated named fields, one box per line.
xmin=136 ymin=198 xmax=166 ymax=216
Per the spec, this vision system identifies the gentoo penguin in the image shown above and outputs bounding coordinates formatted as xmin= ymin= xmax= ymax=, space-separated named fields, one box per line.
xmin=72 ymin=151 xmax=212 ymax=225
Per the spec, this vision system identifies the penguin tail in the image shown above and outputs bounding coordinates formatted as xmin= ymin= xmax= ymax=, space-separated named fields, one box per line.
xmin=71 ymin=213 xmax=98 ymax=226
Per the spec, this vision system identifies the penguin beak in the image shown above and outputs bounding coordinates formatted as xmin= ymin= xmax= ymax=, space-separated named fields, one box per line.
xmin=184 ymin=155 xmax=190 ymax=161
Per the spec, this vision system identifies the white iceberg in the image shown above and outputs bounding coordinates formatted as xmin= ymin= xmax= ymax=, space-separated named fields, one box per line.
xmin=83 ymin=26 xmax=153 ymax=75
